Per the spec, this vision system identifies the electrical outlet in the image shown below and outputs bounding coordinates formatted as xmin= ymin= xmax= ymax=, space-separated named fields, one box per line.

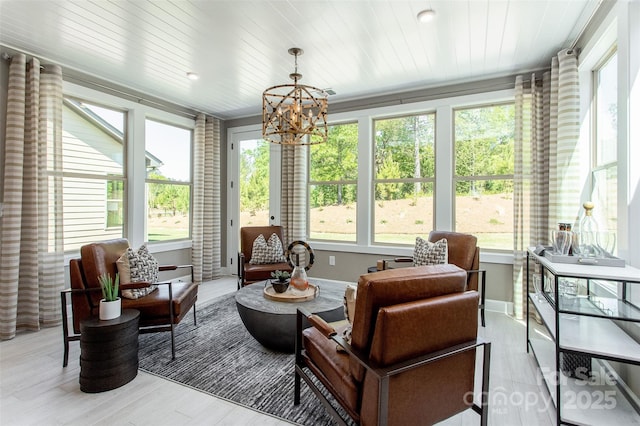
xmin=329 ymin=255 xmax=335 ymax=266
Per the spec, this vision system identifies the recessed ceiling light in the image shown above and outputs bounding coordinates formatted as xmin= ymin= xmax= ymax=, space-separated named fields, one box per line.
xmin=186 ymin=72 xmax=199 ymax=81
xmin=417 ymin=8 xmax=436 ymax=23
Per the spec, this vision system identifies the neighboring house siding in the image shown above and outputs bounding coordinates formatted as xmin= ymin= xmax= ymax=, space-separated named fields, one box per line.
xmin=61 ymin=105 xmax=123 ymax=251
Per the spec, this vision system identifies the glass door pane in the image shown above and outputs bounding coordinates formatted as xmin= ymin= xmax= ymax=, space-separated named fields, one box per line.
xmin=239 ymin=139 xmax=270 ymax=228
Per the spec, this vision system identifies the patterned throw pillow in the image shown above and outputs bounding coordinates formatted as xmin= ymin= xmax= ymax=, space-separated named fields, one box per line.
xmin=116 ymin=244 xmax=159 ymax=300
xmin=343 ymin=284 xmax=357 ymax=324
xmin=340 ymin=284 xmax=358 ymax=348
xmin=249 ymin=233 xmax=286 ymax=264
xmin=413 ymin=237 xmax=448 ymax=266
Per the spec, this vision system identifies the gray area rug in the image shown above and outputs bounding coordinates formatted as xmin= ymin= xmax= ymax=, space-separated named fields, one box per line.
xmin=138 ymin=293 xmax=345 ymax=425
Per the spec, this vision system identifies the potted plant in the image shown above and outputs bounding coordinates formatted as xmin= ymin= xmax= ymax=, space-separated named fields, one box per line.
xmin=270 ymin=270 xmax=291 ymax=293
xmin=98 ymin=273 xmax=121 ymax=320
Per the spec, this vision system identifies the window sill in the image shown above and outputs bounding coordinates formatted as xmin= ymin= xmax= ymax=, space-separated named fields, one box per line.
xmin=308 ymin=241 xmax=514 ymax=265
xmin=147 ymin=239 xmax=192 ymax=253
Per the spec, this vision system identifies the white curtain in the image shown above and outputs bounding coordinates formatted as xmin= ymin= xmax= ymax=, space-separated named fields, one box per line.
xmin=192 ymin=114 xmax=222 ymax=282
xmin=0 ymin=53 xmax=65 ymax=339
xmin=513 ymin=49 xmax=580 ymax=318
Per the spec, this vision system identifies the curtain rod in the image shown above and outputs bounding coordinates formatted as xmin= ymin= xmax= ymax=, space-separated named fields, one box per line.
xmin=569 ymin=0 xmax=604 ymax=51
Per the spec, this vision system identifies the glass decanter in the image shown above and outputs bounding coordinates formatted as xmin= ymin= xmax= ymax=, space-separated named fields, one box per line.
xmin=578 ymin=201 xmax=600 ymax=258
xmin=290 ymin=254 xmax=309 ymax=292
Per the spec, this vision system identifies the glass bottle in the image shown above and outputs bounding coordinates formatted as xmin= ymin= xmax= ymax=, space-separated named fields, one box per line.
xmin=579 ymin=201 xmax=599 ymax=258
xmin=290 ymin=253 xmax=309 ymax=292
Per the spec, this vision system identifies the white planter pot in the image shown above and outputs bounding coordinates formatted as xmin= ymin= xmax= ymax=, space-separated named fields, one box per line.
xmin=99 ymin=298 xmax=121 ymax=320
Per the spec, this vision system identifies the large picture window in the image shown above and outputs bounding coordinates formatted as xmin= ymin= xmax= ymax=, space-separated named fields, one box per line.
xmin=145 ymin=119 xmax=192 ymax=242
xmin=309 ymin=123 xmax=358 ymax=242
xmin=294 ymin=90 xmax=515 ymax=255
xmin=59 ymin=98 xmax=126 ymax=251
xmin=373 ymin=113 xmax=435 ymax=245
xmin=454 ymin=104 xmax=514 ymax=250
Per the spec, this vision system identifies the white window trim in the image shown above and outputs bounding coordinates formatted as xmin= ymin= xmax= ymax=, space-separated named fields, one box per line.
xmin=62 ymin=82 xmax=194 ymax=254
xmin=308 ymin=90 xmax=515 ymax=264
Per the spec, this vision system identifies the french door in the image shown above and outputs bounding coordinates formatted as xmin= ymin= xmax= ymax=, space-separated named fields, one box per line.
xmin=227 ymin=126 xmax=281 ymax=274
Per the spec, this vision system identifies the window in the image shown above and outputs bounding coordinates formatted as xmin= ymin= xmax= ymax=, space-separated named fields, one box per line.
xmin=309 ymin=122 xmax=358 ymax=242
xmin=454 ymin=104 xmax=514 ymax=250
xmin=106 ymin=180 xmax=124 ymax=228
xmin=59 ymin=98 xmax=126 ymax=251
xmin=591 ymin=49 xmax=617 ymax=250
xmin=145 ymin=119 xmax=192 ymax=242
xmin=373 ymin=113 xmax=435 ymax=245
xmin=284 ymin=89 xmax=514 ymax=256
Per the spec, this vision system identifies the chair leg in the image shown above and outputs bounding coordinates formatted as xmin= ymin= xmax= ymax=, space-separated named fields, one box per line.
xmin=61 ymin=291 xmax=70 ymax=367
xmin=480 ymin=342 xmax=491 ymax=426
xmin=170 ymin=322 xmax=176 ymax=361
xmin=192 ymin=303 xmax=197 ymax=326
xmin=294 ymin=367 xmax=301 ymax=405
xmin=481 ymin=271 xmax=487 ymax=327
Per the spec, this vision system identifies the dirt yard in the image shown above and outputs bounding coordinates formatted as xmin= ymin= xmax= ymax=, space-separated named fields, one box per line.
xmin=241 ymin=193 xmax=513 ymax=237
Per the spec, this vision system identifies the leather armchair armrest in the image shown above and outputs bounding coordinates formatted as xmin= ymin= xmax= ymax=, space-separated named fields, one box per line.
xmin=159 ymin=264 xmax=194 ymax=283
xmin=333 ymin=333 xmax=490 ymax=380
xmin=120 ymin=282 xmax=153 ymax=290
xmin=306 ymin=313 xmax=337 ymax=338
xmin=159 ymin=264 xmax=192 ymax=271
xmin=377 ymin=257 xmax=414 ymax=270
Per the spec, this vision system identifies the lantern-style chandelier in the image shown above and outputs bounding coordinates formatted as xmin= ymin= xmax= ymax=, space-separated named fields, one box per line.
xmin=262 ymin=48 xmax=328 ymax=145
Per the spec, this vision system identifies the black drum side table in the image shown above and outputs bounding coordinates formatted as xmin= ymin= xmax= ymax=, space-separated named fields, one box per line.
xmin=79 ymin=309 xmax=140 ymax=393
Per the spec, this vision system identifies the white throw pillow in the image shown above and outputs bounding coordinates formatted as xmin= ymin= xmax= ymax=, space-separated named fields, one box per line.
xmin=249 ymin=233 xmax=286 ymax=264
xmin=413 ymin=237 xmax=448 ymax=266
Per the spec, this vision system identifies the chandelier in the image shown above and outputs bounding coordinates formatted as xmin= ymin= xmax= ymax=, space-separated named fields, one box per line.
xmin=262 ymin=48 xmax=328 ymax=145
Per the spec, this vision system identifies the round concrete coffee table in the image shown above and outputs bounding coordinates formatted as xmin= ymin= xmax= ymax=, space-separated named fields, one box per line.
xmin=235 ymin=279 xmax=347 ymax=353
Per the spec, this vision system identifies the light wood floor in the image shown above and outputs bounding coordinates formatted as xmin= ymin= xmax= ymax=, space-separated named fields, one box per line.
xmin=0 ymin=277 xmax=554 ymax=425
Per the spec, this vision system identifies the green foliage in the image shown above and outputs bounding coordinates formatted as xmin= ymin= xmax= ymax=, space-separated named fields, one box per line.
xmin=270 ymin=270 xmax=291 ymax=282
xmin=147 ymin=171 xmax=190 ymax=216
xmin=240 ymin=142 xmax=270 ymax=213
xmin=309 ymin=123 xmax=358 ymax=207
xmin=238 ymin=105 xmax=514 ymax=217
xmin=454 ymin=104 xmax=515 ymax=194
xmin=98 ymin=273 xmax=119 ymax=302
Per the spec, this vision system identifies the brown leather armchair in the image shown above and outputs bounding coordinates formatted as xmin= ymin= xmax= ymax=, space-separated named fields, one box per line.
xmin=380 ymin=230 xmax=487 ymax=326
xmin=295 ymin=265 xmax=491 ymax=426
xmin=61 ymin=238 xmax=198 ymax=366
xmin=237 ymin=225 xmax=292 ymax=288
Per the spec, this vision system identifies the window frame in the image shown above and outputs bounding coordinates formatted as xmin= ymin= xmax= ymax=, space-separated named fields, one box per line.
xmin=62 ymin=81 xmax=195 ymax=257
xmin=452 ymin=102 xmax=516 ymax=251
xmin=305 ymin=89 xmax=514 ymax=264
xmin=371 ymin=111 xmax=437 ymax=246
xmin=144 ymin=117 xmax=194 ymax=243
xmin=308 ymin=121 xmax=359 ymax=243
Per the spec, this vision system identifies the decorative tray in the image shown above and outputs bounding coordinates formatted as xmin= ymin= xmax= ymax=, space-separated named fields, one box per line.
xmin=543 ymin=251 xmax=625 ymax=267
xmin=263 ymin=283 xmax=319 ymax=302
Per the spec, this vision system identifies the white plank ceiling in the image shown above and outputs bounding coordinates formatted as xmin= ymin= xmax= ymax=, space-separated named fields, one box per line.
xmin=0 ymin=0 xmax=602 ymax=119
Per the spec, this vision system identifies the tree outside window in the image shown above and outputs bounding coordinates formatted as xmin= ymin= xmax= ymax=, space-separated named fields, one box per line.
xmin=309 ymin=123 xmax=358 ymax=242
xmin=145 ymin=119 xmax=192 ymax=242
xmin=373 ymin=113 xmax=435 ymax=245
xmin=454 ymin=104 xmax=514 ymax=250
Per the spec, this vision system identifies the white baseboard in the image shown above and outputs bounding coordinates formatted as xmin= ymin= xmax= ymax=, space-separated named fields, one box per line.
xmin=485 ymin=298 xmax=514 ymax=316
